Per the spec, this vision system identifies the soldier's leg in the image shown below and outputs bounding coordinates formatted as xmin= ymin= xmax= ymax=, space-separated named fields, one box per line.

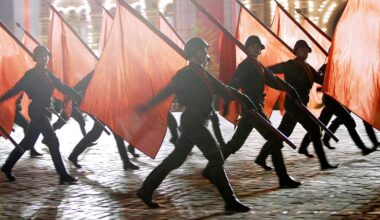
xmin=137 ymin=133 xmax=194 ymax=208
xmin=329 ymin=102 xmax=373 ymax=155
xmin=38 ymin=114 xmax=77 ymax=184
xmin=127 ymin=144 xmax=140 ymax=158
xmin=210 ymin=111 xmax=226 ymax=146
xmin=203 ymin=115 xmax=255 ymax=177
xmin=323 ymin=117 xmax=342 ymax=148
xmin=363 ymin=120 xmax=379 ymax=149
xmin=221 ymin=115 xmax=254 ymax=160
xmin=14 ymin=111 xmax=29 ymax=134
xmin=68 ymin=121 xmax=103 ymax=168
xmin=1 ymin=119 xmax=40 ymax=181
xmin=287 ymin=108 xmax=337 ymax=170
xmin=299 ymin=107 xmax=334 ymax=156
xmin=71 ymin=107 xmax=86 ymax=136
xmin=52 ymin=111 xmax=69 ymax=131
xmin=189 ymin=124 xmax=249 ymax=212
xmin=167 ymin=112 xmax=179 ymax=145
xmin=256 ymin=112 xmax=297 ymax=167
xmin=14 ymin=111 xmax=43 ymax=157
xmin=113 ymin=134 xmax=139 ymax=170
xmin=253 ymin=117 xmax=300 ymax=188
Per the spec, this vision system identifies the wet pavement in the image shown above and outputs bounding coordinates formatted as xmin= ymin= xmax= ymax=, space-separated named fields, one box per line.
xmin=0 ymin=111 xmax=379 ymax=219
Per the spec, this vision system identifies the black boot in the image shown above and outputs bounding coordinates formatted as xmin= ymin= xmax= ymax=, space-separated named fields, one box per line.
xmin=68 ymin=154 xmax=82 ymax=169
xmin=298 ymin=148 xmax=314 ymax=158
xmin=2 ymin=149 xmax=24 ymax=181
xmin=137 ymin=188 xmax=160 ymax=208
xmin=1 ymin=166 xmax=16 ymax=182
xmin=128 ymin=145 xmax=140 ymax=158
xmin=323 ymin=138 xmax=335 ymax=149
xmin=254 ymin=159 xmax=273 ymax=171
xmin=279 ymin=176 xmax=301 ymax=189
xmin=30 ymin=148 xmax=43 ymax=158
xmin=59 ymin=174 xmax=78 ymax=185
xmin=361 ymin=147 xmax=375 ymax=156
xmin=213 ymin=170 xmax=250 ymax=213
xmin=123 ymin=160 xmax=139 ymax=170
xmin=311 ymin=138 xmax=339 ymax=170
xmin=255 ymin=142 xmax=273 ymax=170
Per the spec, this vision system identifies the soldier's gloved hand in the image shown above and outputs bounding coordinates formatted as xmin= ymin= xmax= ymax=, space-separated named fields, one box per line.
xmin=226 ymin=86 xmax=258 ymax=112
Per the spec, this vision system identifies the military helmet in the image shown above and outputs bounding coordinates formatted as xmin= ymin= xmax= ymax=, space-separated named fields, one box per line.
xmin=244 ymin=35 xmax=265 ymax=50
xmin=184 ymin=37 xmax=209 ymax=59
xmin=293 ymin=40 xmax=312 ymax=53
xmin=32 ymin=45 xmax=51 ymax=61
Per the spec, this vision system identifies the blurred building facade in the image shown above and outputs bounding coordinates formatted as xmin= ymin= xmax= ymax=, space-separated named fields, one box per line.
xmin=0 ymin=0 xmax=346 ymax=51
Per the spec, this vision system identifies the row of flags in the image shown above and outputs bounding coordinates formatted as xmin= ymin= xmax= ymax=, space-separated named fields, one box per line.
xmin=0 ymin=0 xmax=378 ymax=158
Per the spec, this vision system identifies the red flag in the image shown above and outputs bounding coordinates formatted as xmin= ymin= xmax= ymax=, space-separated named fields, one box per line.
xmin=324 ymin=0 xmax=380 ymax=130
xmin=157 ymin=12 xmax=185 ymax=49
xmin=189 ymin=0 xmax=245 ymax=124
xmin=21 ymin=32 xmax=39 ymax=53
xmin=98 ymin=9 xmax=114 ymax=55
xmin=0 ymin=22 xmax=34 ymax=136
xmin=80 ymin=1 xmax=186 ymax=158
xmin=47 ymin=4 xmax=98 ymax=96
xmin=271 ymin=5 xmax=326 ymax=115
xmin=300 ymin=17 xmax=331 ymax=51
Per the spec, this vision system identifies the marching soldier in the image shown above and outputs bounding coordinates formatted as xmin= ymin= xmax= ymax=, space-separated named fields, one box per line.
xmin=299 ymin=64 xmax=374 ymax=156
xmin=203 ymin=35 xmax=302 ymax=188
xmin=136 ymin=37 xmax=251 ymax=212
xmin=255 ymin=40 xmax=338 ymax=170
xmin=0 ymin=45 xmax=81 ymax=184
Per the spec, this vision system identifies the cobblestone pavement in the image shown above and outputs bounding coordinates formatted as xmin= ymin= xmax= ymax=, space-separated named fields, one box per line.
xmin=0 ymin=112 xmax=379 ymax=219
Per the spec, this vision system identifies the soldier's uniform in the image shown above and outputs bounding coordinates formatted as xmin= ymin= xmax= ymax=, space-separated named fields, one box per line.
xmin=14 ymin=95 xmax=43 ymax=157
xmin=137 ymin=38 xmax=250 ymax=212
xmin=299 ymin=65 xmax=373 ymax=156
xmin=68 ymin=120 xmax=139 ymax=170
xmin=206 ymin=48 xmax=300 ymax=188
xmin=256 ymin=40 xmax=336 ymax=170
xmin=0 ymin=47 xmax=81 ymax=184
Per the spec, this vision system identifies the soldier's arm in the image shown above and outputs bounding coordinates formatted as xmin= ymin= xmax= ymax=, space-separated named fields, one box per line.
xmin=263 ymin=65 xmax=292 ymax=91
xmin=268 ymin=61 xmax=288 ymax=74
xmin=138 ymin=82 xmax=177 ymax=113
xmin=48 ymin=72 xmax=82 ymax=104
xmin=263 ymin=65 xmax=302 ymax=102
xmin=0 ymin=75 xmax=27 ymax=103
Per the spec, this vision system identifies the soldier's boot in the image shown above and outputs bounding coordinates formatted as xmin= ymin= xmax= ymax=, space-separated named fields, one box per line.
xmin=298 ymin=134 xmax=315 ymax=158
xmin=255 ymin=142 xmax=273 ymax=170
xmin=128 ymin=145 xmax=140 ymax=158
xmin=271 ymin=147 xmax=301 ymax=189
xmin=1 ymin=149 xmax=23 ymax=181
xmin=30 ymin=147 xmax=43 ymax=158
xmin=313 ymin=138 xmax=339 ymax=170
xmin=136 ymin=187 xmax=160 ymax=209
xmin=349 ymin=129 xmax=375 ymax=156
xmin=213 ymin=169 xmax=250 ymax=212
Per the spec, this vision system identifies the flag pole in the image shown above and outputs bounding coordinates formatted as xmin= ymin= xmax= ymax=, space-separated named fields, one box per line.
xmin=273 ymin=0 xmax=328 ymax=56
xmin=157 ymin=10 xmax=185 ymax=45
xmin=295 ymin=8 xmax=332 ymax=42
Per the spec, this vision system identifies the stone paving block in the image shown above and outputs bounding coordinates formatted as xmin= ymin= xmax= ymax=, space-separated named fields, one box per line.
xmin=0 ymin=112 xmax=380 ymax=219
